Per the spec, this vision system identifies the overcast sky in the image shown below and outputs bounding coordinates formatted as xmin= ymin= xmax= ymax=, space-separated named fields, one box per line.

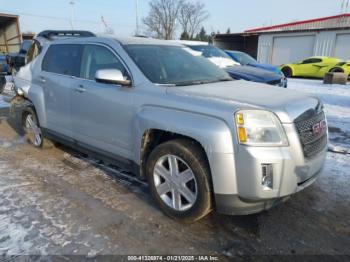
xmin=0 ymin=0 xmax=345 ymax=37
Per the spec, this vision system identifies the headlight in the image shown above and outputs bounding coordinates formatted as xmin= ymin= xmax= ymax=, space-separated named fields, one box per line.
xmin=235 ymin=110 xmax=288 ymax=146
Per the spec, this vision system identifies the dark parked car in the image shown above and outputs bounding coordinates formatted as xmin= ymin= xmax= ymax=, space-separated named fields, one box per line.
xmin=186 ymin=44 xmax=287 ymax=88
xmin=225 ymin=50 xmax=282 ymax=75
xmin=9 ymin=40 xmax=34 ymax=73
xmin=0 ymin=54 xmax=10 ymax=75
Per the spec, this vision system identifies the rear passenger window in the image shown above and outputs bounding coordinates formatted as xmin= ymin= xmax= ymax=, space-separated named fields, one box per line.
xmin=80 ymin=45 xmax=128 ymax=80
xmin=42 ymin=44 xmax=82 ymax=76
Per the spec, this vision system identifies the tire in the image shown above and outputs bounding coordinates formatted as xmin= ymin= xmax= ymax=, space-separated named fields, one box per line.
xmin=146 ymin=139 xmax=212 ymax=223
xmin=281 ymin=67 xmax=293 ymax=78
xmin=22 ymin=107 xmax=53 ymax=149
xmin=329 ymin=67 xmax=344 ymax=73
xmin=0 ymin=76 xmax=5 ymax=94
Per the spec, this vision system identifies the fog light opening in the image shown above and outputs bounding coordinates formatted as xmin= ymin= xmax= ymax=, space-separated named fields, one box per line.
xmin=262 ymin=164 xmax=273 ymax=190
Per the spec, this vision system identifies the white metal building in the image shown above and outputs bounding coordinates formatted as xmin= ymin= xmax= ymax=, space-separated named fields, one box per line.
xmin=214 ymin=14 xmax=350 ymax=66
xmin=246 ymin=14 xmax=350 ymax=65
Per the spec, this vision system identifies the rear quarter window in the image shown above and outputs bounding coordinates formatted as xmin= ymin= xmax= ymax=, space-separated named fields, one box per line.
xmin=42 ymin=44 xmax=82 ymax=76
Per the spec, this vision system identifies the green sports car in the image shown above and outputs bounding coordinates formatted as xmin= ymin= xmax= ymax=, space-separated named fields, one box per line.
xmin=280 ymin=56 xmax=343 ymax=78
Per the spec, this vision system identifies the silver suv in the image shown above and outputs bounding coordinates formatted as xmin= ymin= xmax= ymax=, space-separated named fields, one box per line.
xmin=14 ymin=31 xmax=328 ymax=222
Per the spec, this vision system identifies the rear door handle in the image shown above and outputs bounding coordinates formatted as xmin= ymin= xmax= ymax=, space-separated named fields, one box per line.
xmin=75 ymin=85 xmax=86 ymax=93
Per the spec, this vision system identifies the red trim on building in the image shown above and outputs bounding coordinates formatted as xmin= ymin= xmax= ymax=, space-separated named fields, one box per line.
xmin=245 ymin=13 xmax=350 ymax=33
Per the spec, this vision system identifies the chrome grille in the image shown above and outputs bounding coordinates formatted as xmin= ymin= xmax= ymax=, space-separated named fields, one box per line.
xmin=295 ymin=111 xmax=328 ymax=158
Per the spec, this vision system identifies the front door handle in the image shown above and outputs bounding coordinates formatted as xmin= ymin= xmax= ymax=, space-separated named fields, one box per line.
xmin=75 ymin=85 xmax=86 ymax=93
xmin=39 ymin=76 xmax=46 ymax=83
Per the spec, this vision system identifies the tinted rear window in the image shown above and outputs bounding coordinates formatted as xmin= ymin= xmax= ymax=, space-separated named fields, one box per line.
xmin=42 ymin=44 xmax=82 ymax=76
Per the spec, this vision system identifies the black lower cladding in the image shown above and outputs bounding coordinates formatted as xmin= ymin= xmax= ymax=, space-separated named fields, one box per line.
xmin=267 ymin=78 xmax=282 ymax=86
xmin=295 ymin=111 xmax=327 ymax=158
xmin=214 ymin=194 xmax=289 ymax=215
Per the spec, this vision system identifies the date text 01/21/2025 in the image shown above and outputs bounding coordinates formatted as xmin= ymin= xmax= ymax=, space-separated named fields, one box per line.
xmin=127 ymin=255 xmax=220 ymax=261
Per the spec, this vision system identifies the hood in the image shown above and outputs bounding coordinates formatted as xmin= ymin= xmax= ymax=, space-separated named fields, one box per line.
xmin=247 ymin=63 xmax=281 ymax=74
xmin=208 ymin=57 xmax=239 ymax=68
xmin=166 ymin=80 xmax=319 ymax=123
xmin=225 ymin=65 xmax=281 ymax=83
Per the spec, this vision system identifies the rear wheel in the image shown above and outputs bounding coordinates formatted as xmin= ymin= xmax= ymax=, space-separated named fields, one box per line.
xmin=281 ymin=67 xmax=293 ymax=78
xmin=329 ymin=67 xmax=344 ymax=73
xmin=146 ymin=139 xmax=212 ymax=223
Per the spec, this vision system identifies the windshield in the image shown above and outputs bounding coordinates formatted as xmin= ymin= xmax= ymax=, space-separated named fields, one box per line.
xmin=125 ymin=45 xmax=232 ymax=86
xmin=187 ymin=45 xmax=232 ymax=59
xmin=21 ymin=40 xmax=33 ymax=51
xmin=228 ymin=51 xmax=257 ymax=65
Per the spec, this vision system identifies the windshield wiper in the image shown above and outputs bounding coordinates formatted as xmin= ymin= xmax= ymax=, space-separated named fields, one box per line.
xmin=175 ymin=80 xmax=206 ymax=86
xmin=175 ymin=78 xmax=232 ymax=86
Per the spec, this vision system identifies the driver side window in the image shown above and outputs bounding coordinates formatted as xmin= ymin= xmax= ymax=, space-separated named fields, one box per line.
xmin=80 ymin=45 xmax=129 ymax=80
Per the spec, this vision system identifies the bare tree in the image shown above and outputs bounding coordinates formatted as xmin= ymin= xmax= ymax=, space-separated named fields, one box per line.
xmin=143 ymin=0 xmax=184 ymax=39
xmin=178 ymin=1 xmax=209 ymax=39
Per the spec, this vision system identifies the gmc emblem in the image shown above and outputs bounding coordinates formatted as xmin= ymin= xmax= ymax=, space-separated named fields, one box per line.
xmin=312 ymin=120 xmax=327 ymax=136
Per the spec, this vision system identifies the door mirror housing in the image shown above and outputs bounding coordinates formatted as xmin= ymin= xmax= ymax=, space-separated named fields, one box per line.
xmin=95 ymin=69 xmax=131 ymax=87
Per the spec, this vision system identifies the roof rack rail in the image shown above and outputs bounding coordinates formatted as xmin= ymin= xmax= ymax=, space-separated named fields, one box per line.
xmin=37 ymin=30 xmax=96 ymax=39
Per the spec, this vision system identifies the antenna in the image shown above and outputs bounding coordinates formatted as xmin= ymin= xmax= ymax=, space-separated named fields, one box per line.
xmin=69 ymin=0 xmax=75 ymax=30
xmin=135 ymin=0 xmax=140 ymax=35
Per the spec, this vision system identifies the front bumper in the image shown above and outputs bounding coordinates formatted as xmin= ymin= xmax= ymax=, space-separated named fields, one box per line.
xmin=214 ymin=123 xmax=327 ymax=215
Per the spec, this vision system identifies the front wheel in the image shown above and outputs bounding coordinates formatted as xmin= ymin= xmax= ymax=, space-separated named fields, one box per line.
xmin=281 ymin=67 xmax=293 ymax=78
xmin=146 ymin=139 xmax=212 ymax=223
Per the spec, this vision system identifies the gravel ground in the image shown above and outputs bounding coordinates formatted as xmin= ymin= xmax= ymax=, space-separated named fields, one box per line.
xmin=0 ymin=79 xmax=349 ymax=260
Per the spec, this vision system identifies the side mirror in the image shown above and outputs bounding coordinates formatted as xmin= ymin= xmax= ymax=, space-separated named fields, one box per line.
xmin=95 ymin=69 xmax=131 ymax=87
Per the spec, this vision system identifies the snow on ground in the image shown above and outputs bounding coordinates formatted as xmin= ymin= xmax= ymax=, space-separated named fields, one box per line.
xmin=288 ymin=78 xmax=350 ymax=150
xmin=0 ymin=77 xmax=349 ymax=256
xmin=0 ymin=76 xmax=14 ymax=109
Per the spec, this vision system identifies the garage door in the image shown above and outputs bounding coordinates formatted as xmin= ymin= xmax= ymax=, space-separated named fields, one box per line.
xmin=334 ymin=34 xmax=350 ymax=60
xmin=271 ymin=35 xmax=315 ymax=65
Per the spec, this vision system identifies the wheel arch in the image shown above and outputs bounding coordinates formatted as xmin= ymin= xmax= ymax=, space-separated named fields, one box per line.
xmin=329 ymin=67 xmax=345 ymax=73
xmin=139 ymin=129 xmax=210 ymax=180
xmin=281 ymin=65 xmax=294 ymax=77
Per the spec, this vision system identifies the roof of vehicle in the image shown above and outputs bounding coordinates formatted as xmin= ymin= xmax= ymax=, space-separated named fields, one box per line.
xmin=36 ymin=33 xmax=186 ymax=47
xmin=112 ymin=36 xmax=183 ymax=46
xmin=298 ymin=56 xmax=342 ymax=61
xmin=226 ymin=50 xmax=244 ymax=54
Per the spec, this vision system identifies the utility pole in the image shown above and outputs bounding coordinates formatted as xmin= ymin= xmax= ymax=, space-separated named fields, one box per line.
xmin=69 ymin=0 xmax=75 ymax=30
xmin=135 ymin=0 xmax=140 ymax=35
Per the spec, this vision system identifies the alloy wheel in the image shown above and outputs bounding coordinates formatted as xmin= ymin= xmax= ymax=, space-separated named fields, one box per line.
xmin=153 ymin=154 xmax=198 ymax=211
xmin=25 ymin=114 xmax=42 ymax=147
